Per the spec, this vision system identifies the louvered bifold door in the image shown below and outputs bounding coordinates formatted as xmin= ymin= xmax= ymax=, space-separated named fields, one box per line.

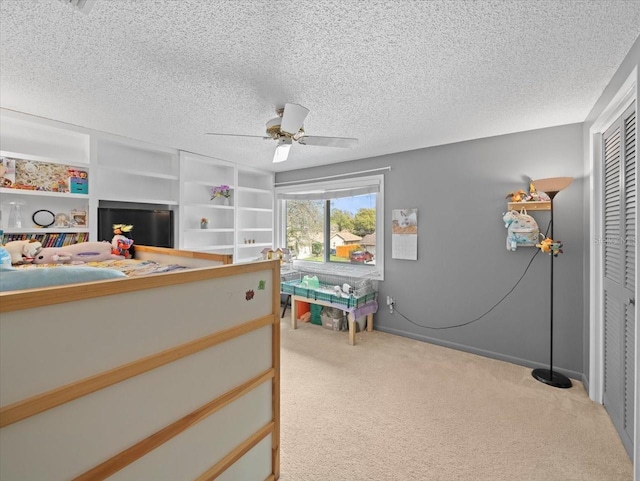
xmin=603 ymin=104 xmax=636 ymax=459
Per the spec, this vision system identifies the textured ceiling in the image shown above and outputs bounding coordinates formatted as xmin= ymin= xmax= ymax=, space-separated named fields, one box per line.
xmin=1 ymin=0 xmax=639 ymax=172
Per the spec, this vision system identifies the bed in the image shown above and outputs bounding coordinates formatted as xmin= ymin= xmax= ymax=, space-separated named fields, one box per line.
xmin=0 ymin=246 xmax=281 ymax=481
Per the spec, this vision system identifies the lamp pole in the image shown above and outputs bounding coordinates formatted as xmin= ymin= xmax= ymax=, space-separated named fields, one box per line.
xmin=532 ymin=191 xmax=572 ymax=389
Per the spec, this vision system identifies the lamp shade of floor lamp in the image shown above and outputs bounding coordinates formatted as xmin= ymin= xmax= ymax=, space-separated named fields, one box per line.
xmin=531 ymin=176 xmax=573 ymax=389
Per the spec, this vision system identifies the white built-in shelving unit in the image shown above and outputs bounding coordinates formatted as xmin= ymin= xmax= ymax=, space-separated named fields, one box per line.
xmin=95 ymin=135 xmax=180 ymax=206
xmin=178 ymin=152 xmax=274 ymax=261
xmin=179 ymin=151 xmax=236 ymax=256
xmin=0 ymin=109 xmax=275 ymax=262
xmin=0 ymin=111 xmax=91 ymax=240
xmin=235 ymin=165 xmax=274 ymax=263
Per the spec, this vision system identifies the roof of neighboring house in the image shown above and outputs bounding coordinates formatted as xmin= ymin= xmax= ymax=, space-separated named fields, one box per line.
xmin=331 ymin=230 xmax=363 ymax=242
xmin=360 ymin=233 xmax=376 ymax=246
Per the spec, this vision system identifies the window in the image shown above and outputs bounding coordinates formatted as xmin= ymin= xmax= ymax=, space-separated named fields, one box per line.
xmin=276 ymin=175 xmax=384 ymax=279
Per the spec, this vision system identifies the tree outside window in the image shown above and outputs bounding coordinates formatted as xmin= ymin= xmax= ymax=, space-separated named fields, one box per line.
xmin=285 ymin=194 xmax=376 ymax=265
xmin=278 ymin=174 xmax=383 ymax=278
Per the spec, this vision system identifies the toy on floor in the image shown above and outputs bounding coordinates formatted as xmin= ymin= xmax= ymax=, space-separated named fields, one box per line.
xmin=32 ymin=241 xmax=124 ymax=264
xmin=3 ymin=240 xmax=43 ymax=264
xmin=111 ymin=224 xmax=134 ymax=259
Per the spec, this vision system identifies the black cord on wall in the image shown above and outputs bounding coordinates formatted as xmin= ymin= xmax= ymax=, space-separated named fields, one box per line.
xmin=392 ymin=220 xmax=550 ymax=330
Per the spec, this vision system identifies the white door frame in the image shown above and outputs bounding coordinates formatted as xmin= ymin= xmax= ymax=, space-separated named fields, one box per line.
xmin=588 ymin=66 xmax=638 ymax=473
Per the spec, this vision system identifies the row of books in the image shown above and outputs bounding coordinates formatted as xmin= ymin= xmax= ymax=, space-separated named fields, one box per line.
xmin=1 ymin=232 xmax=89 ymax=247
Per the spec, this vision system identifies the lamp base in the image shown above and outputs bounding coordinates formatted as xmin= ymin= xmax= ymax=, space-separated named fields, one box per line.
xmin=532 ymin=369 xmax=572 ymax=389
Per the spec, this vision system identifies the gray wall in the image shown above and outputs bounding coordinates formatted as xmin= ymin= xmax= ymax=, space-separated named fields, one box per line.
xmin=581 ymin=35 xmax=640 ymax=386
xmin=277 ymin=123 xmax=585 ymax=378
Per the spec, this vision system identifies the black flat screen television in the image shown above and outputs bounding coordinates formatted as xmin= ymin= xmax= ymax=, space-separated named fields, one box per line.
xmin=97 ymin=207 xmax=174 ymax=250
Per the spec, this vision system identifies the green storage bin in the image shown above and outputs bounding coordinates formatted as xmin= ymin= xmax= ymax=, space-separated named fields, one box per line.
xmin=310 ymin=303 xmax=323 ymax=325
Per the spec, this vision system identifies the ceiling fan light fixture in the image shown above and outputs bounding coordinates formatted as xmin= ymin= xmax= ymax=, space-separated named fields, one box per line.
xmin=272 ymin=138 xmax=292 ymax=163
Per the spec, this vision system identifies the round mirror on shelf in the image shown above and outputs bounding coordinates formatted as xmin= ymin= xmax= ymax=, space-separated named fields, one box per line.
xmin=32 ymin=209 xmax=55 ymax=228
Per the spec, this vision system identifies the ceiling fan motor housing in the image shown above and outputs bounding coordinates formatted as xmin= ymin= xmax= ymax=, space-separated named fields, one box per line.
xmin=265 ymin=112 xmax=304 ymax=140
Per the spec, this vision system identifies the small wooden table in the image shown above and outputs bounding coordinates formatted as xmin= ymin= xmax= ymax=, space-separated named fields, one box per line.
xmin=290 ymin=294 xmax=375 ymax=346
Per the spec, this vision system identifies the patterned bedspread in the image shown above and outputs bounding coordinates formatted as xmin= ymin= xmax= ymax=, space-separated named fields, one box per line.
xmin=14 ymin=259 xmax=188 ymax=277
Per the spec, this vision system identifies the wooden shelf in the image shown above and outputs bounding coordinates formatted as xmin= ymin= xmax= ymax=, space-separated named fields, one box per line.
xmin=100 ymin=194 xmax=178 ymax=205
xmin=186 ymin=228 xmax=234 ymax=233
xmin=507 ymin=201 xmax=551 ymax=211
xmin=0 ymin=188 xmax=89 ymax=199
xmin=238 ymin=206 xmax=272 ymax=213
xmin=237 ymin=242 xmax=272 ymax=249
xmin=3 ymin=228 xmax=89 ymax=234
xmin=98 ymin=165 xmax=178 ymax=180
xmin=0 ymin=150 xmax=89 ymax=168
xmin=236 ymin=186 xmax=272 ymax=194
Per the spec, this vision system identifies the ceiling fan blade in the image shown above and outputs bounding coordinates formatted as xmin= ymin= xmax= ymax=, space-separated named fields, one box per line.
xmin=205 ymin=133 xmax=271 ymax=140
xmin=298 ymin=136 xmax=358 ymax=148
xmin=280 ymin=103 xmax=310 ymax=135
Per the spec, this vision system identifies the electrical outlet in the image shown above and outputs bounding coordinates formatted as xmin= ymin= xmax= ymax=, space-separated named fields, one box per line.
xmin=387 ymin=296 xmax=395 ymax=313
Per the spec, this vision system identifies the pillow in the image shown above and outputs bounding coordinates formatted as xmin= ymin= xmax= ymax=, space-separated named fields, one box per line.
xmin=0 ymin=266 xmax=126 ymax=292
xmin=0 ymin=247 xmax=14 ymax=271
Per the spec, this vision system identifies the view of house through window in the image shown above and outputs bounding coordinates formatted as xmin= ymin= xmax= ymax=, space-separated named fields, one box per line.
xmin=286 ymin=193 xmax=377 ymax=265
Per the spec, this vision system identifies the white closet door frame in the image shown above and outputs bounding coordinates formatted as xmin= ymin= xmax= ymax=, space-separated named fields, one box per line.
xmin=589 ymin=66 xmax=638 ymax=472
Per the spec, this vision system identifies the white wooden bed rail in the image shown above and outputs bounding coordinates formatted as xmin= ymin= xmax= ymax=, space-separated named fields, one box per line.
xmin=0 ymin=252 xmax=280 ymax=481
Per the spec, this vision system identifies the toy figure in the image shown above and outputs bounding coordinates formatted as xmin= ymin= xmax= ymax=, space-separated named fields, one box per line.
xmin=536 ymin=236 xmax=563 ymax=256
xmin=526 ymin=179 xmax=551 ymax=202
xmin=505 ymin=189 xmax=528 ymax=202
xmin=3 ymin=239 xmax=42 ymax=264
xmin=111 ymin=224 xmax=134 ymax=258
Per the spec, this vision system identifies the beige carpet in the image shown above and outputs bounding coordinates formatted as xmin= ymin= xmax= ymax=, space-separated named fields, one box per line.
xmin=279 ymin=320 xmax=633 ymax=481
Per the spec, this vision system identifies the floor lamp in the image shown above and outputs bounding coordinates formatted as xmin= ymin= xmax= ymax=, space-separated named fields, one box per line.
xmin=531 ymin=176 xmax=573 ymax=389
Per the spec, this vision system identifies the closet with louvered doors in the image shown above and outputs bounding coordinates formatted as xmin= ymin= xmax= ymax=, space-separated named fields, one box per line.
xmin=602 ymin=103 xmax=636 ymax=458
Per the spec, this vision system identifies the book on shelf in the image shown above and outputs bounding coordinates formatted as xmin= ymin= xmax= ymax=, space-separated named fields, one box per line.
xmin=0 ymin=232 xmax=89 ymax=246
xmin=45 ymin=233 xmax=58 ymax=247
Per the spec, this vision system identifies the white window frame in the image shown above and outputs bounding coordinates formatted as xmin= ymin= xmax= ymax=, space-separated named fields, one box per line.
xmin=275 ymin=174 xmax=384 ymax=280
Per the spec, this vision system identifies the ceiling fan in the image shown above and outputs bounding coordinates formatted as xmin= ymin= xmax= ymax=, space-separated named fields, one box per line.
xmin=205 ymin=103 xmax=358 ymax=163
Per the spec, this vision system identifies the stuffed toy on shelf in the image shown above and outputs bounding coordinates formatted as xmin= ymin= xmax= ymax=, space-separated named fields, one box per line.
xmin=505 ymin=189 xmax=528 ymax=203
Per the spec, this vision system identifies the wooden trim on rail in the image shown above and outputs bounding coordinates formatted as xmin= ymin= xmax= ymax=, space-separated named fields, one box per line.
xmin=134 ymin=245 xmax=233 ymax=264
xmin=0 ymin=314 xmax=275 ymax=428
xmin=264 ymin=475 xmax=276 ymax=481
xmin=72 ymin=370 xmax=274 ymax=481
xmin=0 ymin=259 xmax=280 ymax=313
xmin=195 ymin=421 xmax=275 ymax=481
xmin=271 ymin=263 xmax=281 ymax=480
